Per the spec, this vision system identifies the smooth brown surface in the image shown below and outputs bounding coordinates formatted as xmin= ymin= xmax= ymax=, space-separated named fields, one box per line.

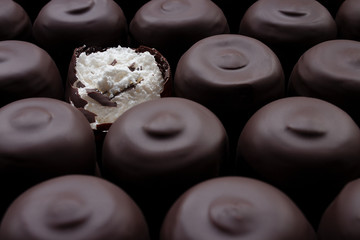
xmin=0 ymin=40 xmax=63 ymax=107
xmin=0 ymin=98 xmax=96 ymax=215
xmin=318 ymin=178 xmax=360 ymax=240
xmin=336 ymin=0 xmax=360 ymax=41
xmin=129 ymin=0 xmax=229 ymax=67
xmin=288 ymin=40 xmax=360 ymax=124
xmin=0 ymin=0 xmax=32 ymax=41
xmin=0 ymin=175 xmax=150 ymax=240
xmin=161 ymin=176 xmax=317 ymax=240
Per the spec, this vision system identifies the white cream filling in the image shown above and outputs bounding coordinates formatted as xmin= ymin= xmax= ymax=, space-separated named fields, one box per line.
xmin=74 ymin=46 xmax=164 ymax=129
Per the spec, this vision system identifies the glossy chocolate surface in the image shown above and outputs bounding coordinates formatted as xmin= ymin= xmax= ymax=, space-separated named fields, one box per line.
xmin=102 ymin=97 xmax=228 ymax=238
xmin=161 ymin=177 xmax=317 ymax=240
xmin=33 ymin=0 xmax=128 ymax=75
xmin=0 ymin=175 xmax=150 ymax=240
xmin=175 ymin=34 xmax=284 ymax=119
xmin=0 ymin=98 xmax=97 ymax=213
xmin=0 ymin=41 xmax=63 ymax=107
xmin=240 ymin=0 xmax=336 ymax=47
xmin=318 ymin=178 xmax=360 ymax=240
xmin=336 ymin=0 xmax=360 ymax=41
xmin=0 ymin=0 xmax=32 ymax=41
xmin=129 ymin=0 xmax=229 ymax=66
xmin=288 ymin=40 xmax=360 ymax=123
xmin=239 ymin=0 xmax=336 ymax=78
xmin=102 ymin=97 xmax=227 ymax=188
xmin=238 ymin=97 xmax=360 ymax=189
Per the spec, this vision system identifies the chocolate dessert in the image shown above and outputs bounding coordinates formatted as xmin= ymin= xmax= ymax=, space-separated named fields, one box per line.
xmin=129 ymin=0 xmax=230 ymax=68
xmin=239 ymin=0 xmax=337 ymax=79
xmin=0 ymin=175 xmax=150 ymax=240
xmin=33 ymin=0 xmax=128 ymax=78
xmin=318 ymin=0 xmax=345 ymax=17
xmin=0 ymin=0 xmax=32 ymax=41
xmin=318 ymin=178 xmax=360 ymax=240
xmin=237 ymin=96 xmax=360 ymax=227
xmin=288 ymin=39 xmax=360 ymax=125
xmin=102 ymin=97 xmax=228 ymax=238
xmin=0 ymin=98 xmax=97 ymax=216
xmin=0 ymin=40 xmax=63 ymax=107
xmin=335 ymin=0 xmax=360 ymax=41
xmin=161 ymin=176 xmax=317 ymax=240
xmin=66 ymin=45 xmax=171 ymax=131
xmin=174 ymin=34 xmax=284 ymax=170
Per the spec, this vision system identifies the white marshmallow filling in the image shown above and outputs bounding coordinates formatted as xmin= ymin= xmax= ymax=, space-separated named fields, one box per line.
xmin=73 ymin=46 xmax=165 ymax=129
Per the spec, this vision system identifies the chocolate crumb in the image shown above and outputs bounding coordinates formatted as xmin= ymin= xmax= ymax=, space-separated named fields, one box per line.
xmin=128 ymin=62 xmax=136 ymax=71
xmin=110 ymin=59 xmax=117 ymax=66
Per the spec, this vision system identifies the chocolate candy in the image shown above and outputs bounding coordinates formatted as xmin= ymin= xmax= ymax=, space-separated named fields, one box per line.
xmin=0 ymin=0 xmax=32 ymax=41
xmin=237 ymin=96 xmax=360 ymax=227
xmin=129 ymin=0 xmax=229 ymax=68
xmin=335 ymin=0 xmax=360 ymax=41
xmin=288 ymin=39 xmax=360 ymax=125
xmin=161 ymin=176 xmax=317 ymax=240
xmin=239 ymin=0 xmax=337 ymax=78
xmin=102 ymin=97 xmax=228 ymax=238
xmin=33 ymin=0 xmax=128 ymax=78
xmin=0 ymin=98 xmax=96 ymax=216
xmin=66 ymin=45 xmax=171 ymax=132
xmin=318 ymin=178 xmax=360 ymax=240
xmin=0 ymin=40 xmax=63 ymax=107
xmin=174 ymin=34 xmax=284 ymax=169
xmin=0 ymin=175 xmax=150 ymax=240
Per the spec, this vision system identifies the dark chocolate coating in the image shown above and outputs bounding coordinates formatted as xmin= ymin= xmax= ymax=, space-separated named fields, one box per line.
xmin=33 ymin=0 xmax=128 ymax=78
xmin=336 ymin=0 xmax=360 ymax=41
xmin=129 ymin=0 xmax=229 ymax=67
xmin=102 ymin=97 xmax=228 ymax=238
xmin=0 ymin=98 xmax=96 ymax=215
xmin=33 ymin=0 xmax=128 ymax=49
xmin=174 ymin=34 xmax=284 ymax=170
xmin=175 ymin=34 xmax=284 ymax=119
xmin=0 ymin=175 xmax=150 ymax=240
xmin=237 ymin=96 xmax=360 ymax=227
xmin=161 ymin=176 xmax=317 ymax=240
xmin=0 ymin=40 xmax=63 ymax=107
xmin=288 ymin=40 xmax=360 ymax=124
xmin=239 ymin=0 xmax=337 ymax=79
xmin=318 ymin=178 xmax=360 ymax=240
xmin=0 ymin=0 xmax=32 ymax=41
xmin=102 ymin=97 xmax=227 ymax=188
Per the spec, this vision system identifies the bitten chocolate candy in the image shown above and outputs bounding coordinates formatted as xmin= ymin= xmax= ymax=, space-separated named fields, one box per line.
xmin=102 ymin=97 xmax=228 ymax=238
xmin=239 ymin=0 xmax=337 ymax=78
xmin=288 ymin=40 xmax=360 ymax=125
xmin=237 ymin=96 xmax=360 ymax=227
xmin=0 ymin=0 xmax=32 ymax=41
xmin=129 ymin=0 xmax=229 ymax=67
xmin=0 ymin=40 xmax=63 ymax=107
xmin=318 ymin=178 xmax=360 ymax=240
xmin=161 ymin=177 xmax=317 ymax=240
xmin=0 ymin=98 xmax=96 ymax=215
xmin=0 ymin=175 xmax=150 ymax=240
